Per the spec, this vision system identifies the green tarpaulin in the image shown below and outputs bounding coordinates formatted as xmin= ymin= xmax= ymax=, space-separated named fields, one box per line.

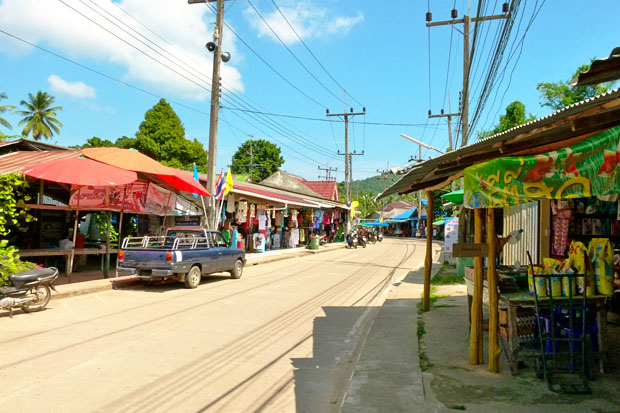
xmin=441 ymin=189 xmax=464 ymax=204
xmin=464 ymin=126 xmax=620 ymax=209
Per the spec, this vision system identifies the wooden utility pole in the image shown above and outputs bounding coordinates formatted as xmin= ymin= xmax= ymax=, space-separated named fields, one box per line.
xmin=318 ymin=166 xmax=337 ymax=181
xmin=426 ymin=6 xmax=509 ymax=147
xmin=189 ymin=0 xmax=226 ymax=229
xmin=423 ymin=190 xmax=434 ymax=311
xmin=327 ymin=108 xmax=365 ymax=233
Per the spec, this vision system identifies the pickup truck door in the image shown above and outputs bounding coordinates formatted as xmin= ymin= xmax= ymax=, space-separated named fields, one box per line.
xmin=207 ymin=232 xmax=228 ymax=273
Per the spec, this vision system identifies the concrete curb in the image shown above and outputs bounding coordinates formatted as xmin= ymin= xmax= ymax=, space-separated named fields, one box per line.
xmin=53 ymin=243 xmax=348 ymax=300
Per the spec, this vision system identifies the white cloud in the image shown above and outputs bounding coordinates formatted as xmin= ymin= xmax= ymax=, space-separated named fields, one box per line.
xmin=48 ymin=74 xmax=96 ymax=99
xmin=0 ymin=0 xmax=244 ymax=101
xmin=244 ymin=1 xmax=364 ymax=45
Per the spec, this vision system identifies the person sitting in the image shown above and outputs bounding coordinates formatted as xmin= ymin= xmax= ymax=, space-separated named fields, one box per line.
xmin=58 ymin=232 xmax=73 ymax=250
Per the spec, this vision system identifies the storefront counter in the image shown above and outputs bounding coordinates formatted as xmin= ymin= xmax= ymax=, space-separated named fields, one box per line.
xmin=19 ymin=247 xmax=118 ymax=276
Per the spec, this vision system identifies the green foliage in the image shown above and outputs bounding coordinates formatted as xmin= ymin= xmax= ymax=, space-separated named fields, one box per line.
xmin=15 ymin=91 xmax=63 ymax=141
xmin=0 ymin=173 xmax=36 ymax=237
xmin=0 ymin=240 xmax=37 ymax=287
xmin=0 ymin=90 xmax=16 ymax=139
xmin=537 ymin=61 xmax=614 ymax=110
xmin=118 ymin=99 xmax=207 ymax=172
xmin=92 ymin=213 xmax=119 ymax=246
xmin=351 ymin=174 xmax=400 ymax=195
xmin=80 ymin=136 xmax=116 ymax=149
xmin=231 ymin=139 xmax=284 ymax=182
xmin=477 ymin=101 xmax=535 ymax=140
xmin=354 ymin=190 xmax=382 ymax=218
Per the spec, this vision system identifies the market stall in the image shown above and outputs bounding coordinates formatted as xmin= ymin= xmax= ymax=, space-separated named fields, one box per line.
xmin=463 ymin=125 xmax=620 ymax=376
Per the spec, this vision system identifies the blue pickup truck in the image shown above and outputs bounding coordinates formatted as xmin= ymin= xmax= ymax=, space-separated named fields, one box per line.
xmin=116 ymin=227 xmax=246 ymax=288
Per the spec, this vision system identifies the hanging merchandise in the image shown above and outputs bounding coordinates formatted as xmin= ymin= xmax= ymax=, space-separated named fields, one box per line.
xmin=589 ymin=238 xmax=614 ymax=295
xmin=253 ymin=233 xmax=265 ymax=253
xmin=568 ymin=241 xmax=594 ymax=295
xmin=226 ymin=193 xmax=236 ymax=213
xmin=275 ymin=211 xmax=283 ymax=227
xmin=236 ymin=201 xmax=248 ymax=223
xmin=273 ymin=230 xmax=281 ymax=249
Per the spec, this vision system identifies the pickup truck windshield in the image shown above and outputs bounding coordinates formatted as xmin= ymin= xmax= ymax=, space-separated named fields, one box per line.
xmin=207 ymin=232 xmax=228 ymax=248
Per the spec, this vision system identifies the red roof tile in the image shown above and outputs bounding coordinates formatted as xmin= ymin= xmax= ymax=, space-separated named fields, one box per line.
xmin=300 ymin=181 xmax=339 ymax=201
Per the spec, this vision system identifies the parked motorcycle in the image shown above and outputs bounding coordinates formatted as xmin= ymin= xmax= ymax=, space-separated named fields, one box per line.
xmin=0 ymin=264 xmax=59 ymax=317
xmin=346 ymin=231 xmax=359 ymax=249
xmin=367 ymin=229 xmax=377 ymax=244
xmin=376 ymin=229 xmax=384 ymax=242
xmin=360 ymin=230 xmax=368 ymax=248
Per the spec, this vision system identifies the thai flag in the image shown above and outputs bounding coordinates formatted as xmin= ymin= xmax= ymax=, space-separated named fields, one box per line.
xmin=213 ymin=170 xmax=225 ymax=201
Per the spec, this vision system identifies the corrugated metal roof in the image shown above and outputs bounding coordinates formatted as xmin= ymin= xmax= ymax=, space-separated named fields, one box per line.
xmin=379 ymin=88 xmax=620 ymax=198
xmin=300 ymin=180 xmax=338 ymax=200
xmin=0 ymin=138 xmax=73 ymax=152
xmin=0 ymin=150 xmax=81 ymax=175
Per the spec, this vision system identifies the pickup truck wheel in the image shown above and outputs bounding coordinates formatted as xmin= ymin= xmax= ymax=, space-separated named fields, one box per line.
xmin=230 ymin=259 xmax=244 ymax=279
xmin=184 ymin=266 xmax=201 ymax=289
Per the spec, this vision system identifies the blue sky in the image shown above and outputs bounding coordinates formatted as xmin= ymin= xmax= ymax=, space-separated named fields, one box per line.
xmin=1 ymin=0 xmax=619 ymax=182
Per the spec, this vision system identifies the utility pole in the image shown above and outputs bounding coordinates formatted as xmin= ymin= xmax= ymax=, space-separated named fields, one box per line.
xmin=318 ymin=166 xmax=337 ymax=181
xmin=377 ymin=162 xmax=390 ymax=220
xmin=189 ymin=0 xmax=226 ymax=229
xmin=426 ymin=3 xmax=509 ymax=147
xmin=327 ymin=107 xmax=366 ymax=234
xmin=402 ymin=134 xmax=444 ymax=235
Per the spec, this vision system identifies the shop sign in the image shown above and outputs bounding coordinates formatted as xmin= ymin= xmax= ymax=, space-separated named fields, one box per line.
xmin=175 ymin=216 xmax=201 ymax=226
xmin=452 ymin=243 xmax=488 ymax=257
xmin=464 ymin=126 xmax=620 ymax=209
xmin=69 ymin=180 xmax=176 ymax=215
xmin=444 ymin=217 xmax=458 ymax=253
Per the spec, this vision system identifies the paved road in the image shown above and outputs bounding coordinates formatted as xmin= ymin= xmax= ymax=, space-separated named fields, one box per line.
xmin=0 ymin=238 xmax=427 ymax=413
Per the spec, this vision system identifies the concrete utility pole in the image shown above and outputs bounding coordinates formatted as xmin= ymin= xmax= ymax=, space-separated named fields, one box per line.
xmin=376 ymin=162 xmax=390 ymax=220
xmin=402 ymin=134 xmax=444 ymax=234
xmin=426 ymin=4 xmax=509 ymax=147
xmin=318 ymin=166 xmax=337 ymax=181
xmin=189 ymin=0 xmax=226 ymax=229
xmin=326 ymin=107 xmax=365 ymax=211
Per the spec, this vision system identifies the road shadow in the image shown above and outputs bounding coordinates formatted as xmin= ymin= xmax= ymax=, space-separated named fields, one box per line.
xmin=111 ymin=273 xmax=234 ymax=293
xmin=291 ymin=306 xmax=373 ymax=413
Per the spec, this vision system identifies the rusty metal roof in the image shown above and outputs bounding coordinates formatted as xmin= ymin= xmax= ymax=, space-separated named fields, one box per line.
xmin=379 ymin=88 xmax=620 ymax=198
xmin=0 ymin=150 xmax=81 ymax=175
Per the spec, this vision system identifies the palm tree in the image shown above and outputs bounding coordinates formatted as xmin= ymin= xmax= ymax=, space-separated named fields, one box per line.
xmin=0 ymin=91 xmax=15 ymax=139
xmin=15 ymin=91 xmax=63 ymax=141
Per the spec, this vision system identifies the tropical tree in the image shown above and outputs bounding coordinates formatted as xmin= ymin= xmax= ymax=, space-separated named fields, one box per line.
xmin=0 ymin=90 xmax=15 ymax=140
xmin=477 ymin=101 xmax=535 ymax=140
xmin=537 ymin=61 xmax=615 ymax=110
xmin=231 ymin=139 xmax=284 ymax=182
xmin=15 ymin=91 xmax=63 ymax=141
xmin=119 ymin=99 xmax=207 ymax=172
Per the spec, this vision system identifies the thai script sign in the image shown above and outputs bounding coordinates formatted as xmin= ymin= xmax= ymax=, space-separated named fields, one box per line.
xmin=464 ymin=126 xmax=620 ymax=209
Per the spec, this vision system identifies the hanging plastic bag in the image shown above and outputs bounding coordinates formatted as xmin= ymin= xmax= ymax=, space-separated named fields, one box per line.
xmin=568 ymin=240 xmax=592 ymax=295
xmin=589 ymin=238 xmax=614 ymax=295
xmin=528 ymin=265 xmax=546 ymax=297
xmin=543 ymin=258 xmax=563 ymax=297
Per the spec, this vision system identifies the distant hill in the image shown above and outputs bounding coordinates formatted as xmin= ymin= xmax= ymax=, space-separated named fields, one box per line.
xmin=338 ymin=174 xmax=401 ymax=196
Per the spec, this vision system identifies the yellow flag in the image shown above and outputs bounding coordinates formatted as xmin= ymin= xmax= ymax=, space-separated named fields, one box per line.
xmin=224 ymin=168 xmax=233 ymax=196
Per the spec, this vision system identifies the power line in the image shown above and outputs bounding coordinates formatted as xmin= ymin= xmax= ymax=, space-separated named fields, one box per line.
xmin=246 ymin=0 xmax=347 ymax=106
xmin=268 ymin=0 xmax=364 ymax=108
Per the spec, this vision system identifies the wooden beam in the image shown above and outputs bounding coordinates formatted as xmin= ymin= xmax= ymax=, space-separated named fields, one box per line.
xmin=469 ymin=208 xmax=484 ymax=365
xmin=539 ymin=199 xmax=551 ymax=262
xmin=423 ymin=190 xmax=434 ymax=312
xmin=487 ymin=208 xmax=500 ymax=372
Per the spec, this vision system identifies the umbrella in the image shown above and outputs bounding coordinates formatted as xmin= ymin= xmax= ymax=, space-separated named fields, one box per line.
xmin=22 ymin=156 xmax=137 ymax=186
xmin=23 ymin=157 xmax=138 ymax=279
xmin=441 ymin=189 xmax=464 ymax=204
xmin=81 ymin=147 xmax=209 ymax=196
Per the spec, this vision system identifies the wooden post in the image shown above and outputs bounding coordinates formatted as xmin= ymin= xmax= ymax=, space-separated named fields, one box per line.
xmin=104 ymin=211 xmax=111 ymax=278
xmin=422 ymin=191 xmax=434 ymax=312
xmin=487 ymin=208 xmax=500 ymax=372
xmin=69 ymin=186 xmax=81 ymax=281
xmin=469 ymin=208 xmax=484 ymax=364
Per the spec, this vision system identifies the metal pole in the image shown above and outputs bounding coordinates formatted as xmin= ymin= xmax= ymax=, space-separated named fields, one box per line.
xmin=206 ymin=0 xmax=225 ymax=229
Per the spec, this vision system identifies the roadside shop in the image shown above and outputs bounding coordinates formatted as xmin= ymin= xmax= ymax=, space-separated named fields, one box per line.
xmin=377 ymin=87 xmax=620 ymax=382
xmin=214 ymin=181 xmax=348 ymax=252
